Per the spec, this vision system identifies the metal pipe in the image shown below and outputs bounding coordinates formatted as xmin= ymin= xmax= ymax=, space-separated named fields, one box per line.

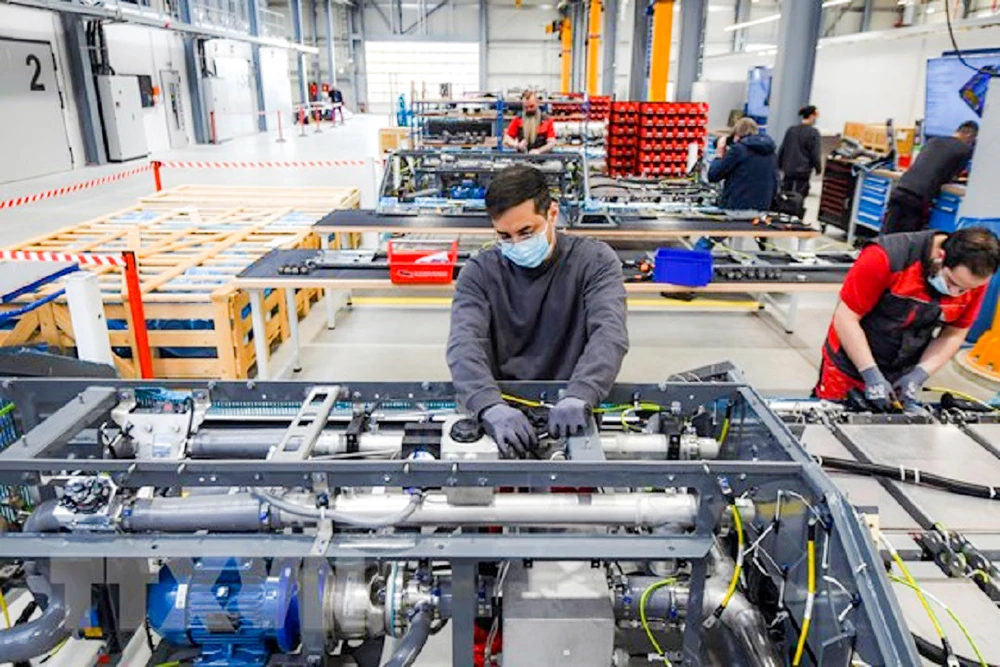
xmin=0 ymin=563 xmax=71 ymax=663
xmin=123 ymin=495 xmax=277 ymax=533
xmin=704 ymin=549 xmax=782 ymax=667
xmin=382 ymin=607 xmax=433 ymax=667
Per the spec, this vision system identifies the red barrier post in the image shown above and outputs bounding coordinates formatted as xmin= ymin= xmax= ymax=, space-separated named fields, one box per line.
xmin=122 ymin=251 xmax=154 ymax=379
xmin=276 ymin=110 xmax=286 ymax=143
xmin=314 ymin=107 xmax=322 ymax=134
xmin=152 ymin=160 xmax=162 ymax=191
xmin=299 ymin=108 xmax=307 ymax=137
xmin=210 ymin=110 xmax=218 ymax=144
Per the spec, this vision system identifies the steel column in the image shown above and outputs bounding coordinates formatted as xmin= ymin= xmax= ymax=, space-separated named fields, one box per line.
xmin=732 ymin=0 xmax=749 ymax=52
xmin=963 ymin=0 xmax=973 ymax=19
xmin=560 ymin=17 xmax=573 ymax=94
xmin=59 ymin=15 xmax=106 ymax=164
xmin=586 ymin=0 xmax=602 ymax=95
xmin=860 ymin=0 xmax=873 ymax=32
xmin=177 ymin=0 xmax=209 ymax=143
xmin=768 ymin=0 xmax=822 ymax=144
xmin=600 ymin=0 xmax=617 ymax=96
xmin=291 ymin=0 xmax=308 ymax=104
xmin=648 ymin=0 xmax=674 ymax=102
xmin=675 ymin=0 xmax=705 ymax=101
xmin=326 ymin=0 xmax=337 ymax=88
xmin=248 ymin=0 xmax=267 ymax=131
xmin=479 ymin=0 xmax=488 ymax=88
xmin=572 ymin=2 xmax=587 ymax=92
xmin=628 ymin=0 xmax=649 ymax=100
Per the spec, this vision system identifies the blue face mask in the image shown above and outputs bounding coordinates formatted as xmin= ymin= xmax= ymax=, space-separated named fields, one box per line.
xmin=928 ymin=271 xmax=951 ymax=296
xmin=500 ymin=227 xmax=551 ymax=268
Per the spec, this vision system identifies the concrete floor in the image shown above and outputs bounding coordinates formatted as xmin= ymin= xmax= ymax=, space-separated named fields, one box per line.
xmin=0 ymin=112 xmax=994 ymax=400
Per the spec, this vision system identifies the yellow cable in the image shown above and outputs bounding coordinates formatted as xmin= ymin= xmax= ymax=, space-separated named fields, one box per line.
xmin=719 ymin=418 xmax=731 ymax=444
xmin=639 ymin=578 xmax=677 ymax=663
xmin=925 ymin=386 xmax=997 ymax=411
xmin=0 ymin=587 xmax=10 ymax=629
xmin=718 ymin=502 xmax=745 ymax=611
xmin=887 ymin=574 xmax=988 ymax=667
xmin=792 ymin=528 xmax=817 ymax=666
xmin=621 ymin=408 xmax=641 ymax=433
xmin=500 ymin=393 xmax=545 ymax=408
xmin=969 ymin=569 xmax=992 ymax=584
xmin=882 ymin=534 xmax=948 ymax=642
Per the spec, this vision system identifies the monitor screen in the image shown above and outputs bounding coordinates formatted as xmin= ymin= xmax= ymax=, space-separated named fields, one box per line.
xmin=925 ymin=54 xmax=999 ymax=138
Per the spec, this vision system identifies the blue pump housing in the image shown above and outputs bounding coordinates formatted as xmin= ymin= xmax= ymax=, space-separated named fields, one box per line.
xmin=147 ymin=558 xmax=300 ymax=667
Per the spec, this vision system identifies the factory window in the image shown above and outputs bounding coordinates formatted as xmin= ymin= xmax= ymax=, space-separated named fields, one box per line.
xmin=365 ymin=41 xmax=480 ymax=114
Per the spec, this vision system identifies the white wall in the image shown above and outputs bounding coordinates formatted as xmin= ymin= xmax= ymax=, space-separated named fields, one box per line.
xmin=701 ymin=19 xmax=1000 ymax=135
xmin=204 ymin=39 xmax=258 ymax=139
xmin=260 ymin=47 xmax=293 ymax=130
xmin=103 ymin=24 xmax=195 ymax=154
xmin=0 ymin=5 xmax=84 ymax=168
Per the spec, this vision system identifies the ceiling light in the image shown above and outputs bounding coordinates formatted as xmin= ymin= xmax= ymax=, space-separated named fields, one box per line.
xmin=821 ymin=0 xmax=851 ymax=6
xmin=724 ymin=13 xmax=780 ymax=31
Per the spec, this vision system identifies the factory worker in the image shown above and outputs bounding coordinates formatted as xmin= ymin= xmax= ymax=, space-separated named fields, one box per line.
xmin=503 ymin=90 xmax=557 ymax=155
xmin=816 ymin=228 xmax=1000 ymax=410
xmin=883 ymin=121 xmax=978 ymax=234
xmin=447 ymin=165 xmax=629 ymax=457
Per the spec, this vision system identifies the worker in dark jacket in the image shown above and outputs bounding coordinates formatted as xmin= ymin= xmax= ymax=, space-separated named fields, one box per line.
xmin=708 ymin=117 xmax=779 ymax=211
xmin=778 ymin=105 xmax=823 ymax=198
xmin=883 ymin=121 xmax=978 ymax=234
xmin=446 ymin=165 xmax=629 ymax=458
xmin=816 ymin=228 xmax=1000 ymax=410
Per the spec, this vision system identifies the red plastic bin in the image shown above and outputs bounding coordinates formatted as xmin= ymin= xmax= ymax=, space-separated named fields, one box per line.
xmin=388 ymin=240 xmax=458 ymax=284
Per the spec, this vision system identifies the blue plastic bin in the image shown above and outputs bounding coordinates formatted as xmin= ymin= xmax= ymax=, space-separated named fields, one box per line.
xmin=653 ymin=248 xmax=714 ymax=287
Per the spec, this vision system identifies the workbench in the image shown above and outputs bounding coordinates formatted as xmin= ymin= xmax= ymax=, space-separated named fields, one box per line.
xmin=234 ymin=247 xmax=848 ymax=380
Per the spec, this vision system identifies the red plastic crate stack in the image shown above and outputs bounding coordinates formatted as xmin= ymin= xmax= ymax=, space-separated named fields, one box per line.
xmin=606 ymin=101 xmax=641 ymax=177
xmin=636 ymin=102 xmax=709 ymax=178
xmin=587 ymin=96 xmax=611 ymax=121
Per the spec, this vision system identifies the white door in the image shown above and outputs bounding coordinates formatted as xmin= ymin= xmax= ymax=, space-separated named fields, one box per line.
xmin=364 ymin=41 xmax=480 ymax=114
xmin=0 ymin=38 xmax=73 ymax=184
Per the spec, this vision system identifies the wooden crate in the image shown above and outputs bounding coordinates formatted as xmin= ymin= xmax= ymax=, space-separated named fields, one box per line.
xmin=0 ymin=185 xmax=359 ymax=379
xmin=379 ymin=127 xmax=411 ymax=154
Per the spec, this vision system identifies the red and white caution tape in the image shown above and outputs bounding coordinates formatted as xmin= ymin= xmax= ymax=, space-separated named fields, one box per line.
xmin=158 ymin=159 xmax=372 ymax=169
xmin=0 ymin=164 xmax=153 ymax=211
xmin=0 ymin=250 xmax=127 ymax=267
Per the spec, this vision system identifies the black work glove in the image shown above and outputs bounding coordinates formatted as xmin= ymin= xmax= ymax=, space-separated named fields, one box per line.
xmin=893 ymin=366 xmax=930 ymax=407
xmin=548 ymin=397 xmax=592 ymax=439
xmin=860 ymin=366 xmax=896 ymax=412
xmin=480 ymin=404 xmax=537 ymax=459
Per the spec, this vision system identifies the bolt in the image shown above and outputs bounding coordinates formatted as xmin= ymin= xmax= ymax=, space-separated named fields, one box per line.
xmin=421 ymin=381 xmax=431 ymax=391
xmin=254 ymin=473 xmax=262 ymax=481
xmin=658 ymin=381 xmax=668 ymax=391
xmin=210 ymin=475 xmax=218 ymax=483
xmin=353 ymin=391 xmax=362 ymax=400
xmin=478 ymin=477 xmax=488 ymax=486
xmin=383 ymin=474 xmax=392 ymax=483
xmin=247 ymin=380 xmax=257 ymax=390
xmin=198 ymin=476 xmax=205 ymax=483
xmin=144 ymin=424 xmax=153 ymax=433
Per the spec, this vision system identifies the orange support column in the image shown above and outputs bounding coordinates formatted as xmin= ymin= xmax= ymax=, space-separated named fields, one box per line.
xmin=586 ymin=0 xmax=602 ymax=95
xmin=648 ymin=0 xmax=675 ymax=102
xmin=959 ymin=295 xmax=1000 ymax=382
xmin=561 ymin=18 xmax=573 ymax=94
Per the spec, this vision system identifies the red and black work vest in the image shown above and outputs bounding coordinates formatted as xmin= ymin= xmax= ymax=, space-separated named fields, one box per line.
xmin=515 ymin=117 xmax=553 ymax=150
xmin=825 ymin=231 xmax=969 ymax=382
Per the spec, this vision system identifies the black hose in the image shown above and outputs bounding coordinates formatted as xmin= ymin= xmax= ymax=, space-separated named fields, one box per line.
xmin=382 ymin=608 xmax=434 ymax=667
xmin=913 ymin=633 xmax=1000 ymax=667
xmin=816 ymin=456 xmax=999 ymax=501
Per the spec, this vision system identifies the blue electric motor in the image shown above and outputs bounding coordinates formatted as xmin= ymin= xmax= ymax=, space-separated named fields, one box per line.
xmin=147 ymin=558 xmax=300 ymax=667
xmin=449 ymin=180 xmax=486 ymax=200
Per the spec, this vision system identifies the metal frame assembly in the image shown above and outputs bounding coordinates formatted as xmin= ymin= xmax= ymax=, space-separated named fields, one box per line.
xmin=0 ymin=364 xmax=921 ymax=666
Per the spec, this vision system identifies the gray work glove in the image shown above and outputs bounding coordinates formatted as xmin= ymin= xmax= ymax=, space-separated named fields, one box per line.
xmin=894 ymin=366 xmax=930 ymax=406
xmin=480 ymin=404 xmax=537 ymax=459
xmin=860 ymin=366 xmax=896 ymax=412
xmin=548 ymin=397 xmax=592 ymax=439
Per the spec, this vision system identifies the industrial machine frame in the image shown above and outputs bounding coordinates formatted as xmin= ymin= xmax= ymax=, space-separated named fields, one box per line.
xmin=0 ymin=365 xmax=919 ymax=666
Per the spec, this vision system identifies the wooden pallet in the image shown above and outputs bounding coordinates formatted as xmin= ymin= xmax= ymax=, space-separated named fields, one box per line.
xmin=0 ymin=185 xmax=359 ymax=379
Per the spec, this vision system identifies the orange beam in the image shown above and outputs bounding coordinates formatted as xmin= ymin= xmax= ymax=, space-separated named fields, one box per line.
xmin=648 ymin=0 xmax=675 ymax=102
xmin=560 ymin=18 xmax=573 ymax=94
xmin=586 ymin=0 xmax=602 ymax=95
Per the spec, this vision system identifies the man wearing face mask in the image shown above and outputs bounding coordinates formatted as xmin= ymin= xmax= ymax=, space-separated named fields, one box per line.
xmin=502 ymin=90 xmax=557 ymax=155
xmin=446 ymin=165 xmax=629 ymax=457
xmin=815 ymin=228 xmax=1000 ymax=410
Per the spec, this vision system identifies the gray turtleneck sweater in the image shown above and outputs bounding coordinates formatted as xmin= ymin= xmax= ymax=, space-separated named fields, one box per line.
xmin=446 ymin=233 xmax=629 ymax=416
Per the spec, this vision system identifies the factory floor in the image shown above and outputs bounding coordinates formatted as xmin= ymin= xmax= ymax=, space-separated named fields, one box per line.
xmin=0 ymin=112 xmax=993 ymax=401
xmin=0 ymin=114 xmax=997 ymax=666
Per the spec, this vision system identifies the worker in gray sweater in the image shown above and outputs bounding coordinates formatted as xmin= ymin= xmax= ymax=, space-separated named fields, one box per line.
xmin=446 ymin=165 xmax=629 ymax=458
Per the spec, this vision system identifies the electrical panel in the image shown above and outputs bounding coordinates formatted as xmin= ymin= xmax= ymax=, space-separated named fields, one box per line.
xmin=96 ymin=75 xmax=148 ymax=161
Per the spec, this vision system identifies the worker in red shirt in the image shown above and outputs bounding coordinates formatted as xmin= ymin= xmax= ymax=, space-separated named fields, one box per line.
xmin=816 ymin=228 xmax=1000 ymax=410
xmin=503 ymin=90 xmax=557 ymax=155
